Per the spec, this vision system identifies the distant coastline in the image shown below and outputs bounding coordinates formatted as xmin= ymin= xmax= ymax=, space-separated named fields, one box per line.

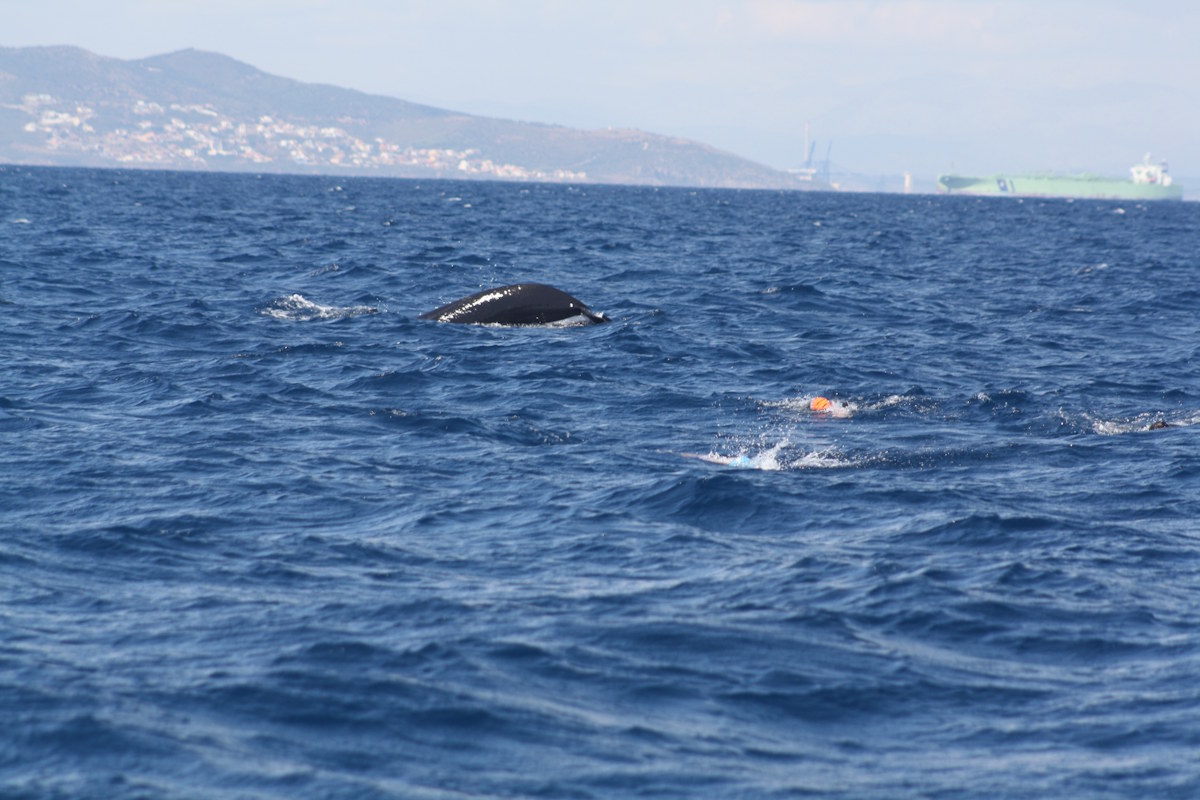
xmin=0 ymin=45 xmax=818 ymax=191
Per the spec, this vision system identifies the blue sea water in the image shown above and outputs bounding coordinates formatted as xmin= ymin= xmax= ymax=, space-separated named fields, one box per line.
xmin=2 ymin=165 xmax=1199 ymax=798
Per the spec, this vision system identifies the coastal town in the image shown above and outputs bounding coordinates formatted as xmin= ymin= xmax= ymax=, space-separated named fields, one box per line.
xmin=7 ymin=92 xmax=587 ymax=182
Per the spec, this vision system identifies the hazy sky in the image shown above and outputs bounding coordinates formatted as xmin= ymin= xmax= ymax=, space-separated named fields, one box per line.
xmin=6 ymin=1 xmax=1198 ymax=179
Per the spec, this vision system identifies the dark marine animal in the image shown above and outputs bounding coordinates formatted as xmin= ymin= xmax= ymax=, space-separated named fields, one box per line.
xmin=419 ymin=283 xmax=608 ymax=326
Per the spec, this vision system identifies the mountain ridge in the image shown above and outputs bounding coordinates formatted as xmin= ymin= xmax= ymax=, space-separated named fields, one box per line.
xmin=0 ymin=45 xmax=812 ymax=189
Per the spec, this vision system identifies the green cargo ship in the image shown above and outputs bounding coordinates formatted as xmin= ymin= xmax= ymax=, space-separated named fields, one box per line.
xmin=937 ymin=155 xmax=1183 ymax=201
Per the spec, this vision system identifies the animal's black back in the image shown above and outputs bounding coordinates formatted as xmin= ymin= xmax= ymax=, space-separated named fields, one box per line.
xmin=419 ymin=283 xmax=607 ymax=325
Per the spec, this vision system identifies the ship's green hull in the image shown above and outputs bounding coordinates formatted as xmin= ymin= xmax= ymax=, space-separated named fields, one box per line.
xmin=938 ymin=173 xmax=1183 ymax=201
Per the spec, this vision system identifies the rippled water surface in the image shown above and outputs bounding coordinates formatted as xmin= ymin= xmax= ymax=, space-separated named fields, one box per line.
xmin=3 ymin=166 xmax=1199 ymax=798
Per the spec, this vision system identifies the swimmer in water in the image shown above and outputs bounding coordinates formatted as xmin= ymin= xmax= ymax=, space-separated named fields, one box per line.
xmin=810 ymin=396 xmax=854 ymax=418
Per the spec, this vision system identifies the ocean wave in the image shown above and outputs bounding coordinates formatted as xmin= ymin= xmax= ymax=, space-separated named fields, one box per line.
xmin=8 ymin=168 xmax=1200 ymax=799
xmin=684 ymin=439 xmax=857 ymax=471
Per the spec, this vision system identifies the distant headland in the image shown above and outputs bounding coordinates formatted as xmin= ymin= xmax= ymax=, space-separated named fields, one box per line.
xmin=0 ymin=45 xmax=817 ymax=190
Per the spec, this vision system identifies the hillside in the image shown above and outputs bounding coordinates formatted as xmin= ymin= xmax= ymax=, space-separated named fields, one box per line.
xmin=0 ymin=46 xmax=812 ymax=189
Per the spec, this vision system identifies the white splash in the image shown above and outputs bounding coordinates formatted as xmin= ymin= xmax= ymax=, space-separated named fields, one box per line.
xmin=684 ymin=447 xmax=783 ymax=471
xmin=261 ymin=293 xmax=378 ymax=321
xmin=683 ymin=439 xmax=853 ymax=471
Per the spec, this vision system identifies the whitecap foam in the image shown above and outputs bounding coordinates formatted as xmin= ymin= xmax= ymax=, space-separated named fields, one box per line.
xmin=261 ymin=293 xmax=378 ymax=321
xmin=1087 ymin=410 xmax=1200 ymax=435
xmin=1074 ymin=262 xmax=1109 ymax=275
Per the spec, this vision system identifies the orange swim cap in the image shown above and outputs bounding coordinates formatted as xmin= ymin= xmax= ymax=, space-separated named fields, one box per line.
xmin=810 ymin=396 xmax=831 ymax=411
